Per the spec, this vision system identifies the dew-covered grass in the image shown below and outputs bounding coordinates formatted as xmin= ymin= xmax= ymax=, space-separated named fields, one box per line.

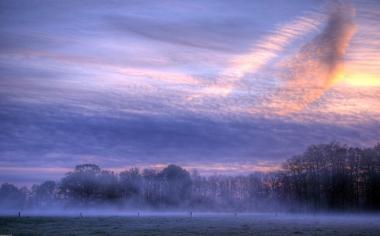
xmin=1 ymin=213 xmax=380 ymax=236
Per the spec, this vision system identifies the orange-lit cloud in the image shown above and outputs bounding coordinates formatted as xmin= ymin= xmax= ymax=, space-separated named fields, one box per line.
xmin=109 ymin=162 xmax=280 ymax=175
xmin=268 ymin=1 xmax=356 ymax=114
xmin=0 ymin=162 xmax=282 ymax=183
xmin=343 ymin=1 xmax=380 ymax=88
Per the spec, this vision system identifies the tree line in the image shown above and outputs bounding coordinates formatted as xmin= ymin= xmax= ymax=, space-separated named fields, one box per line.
xmin=1 ymin=143 xmax=379 ymax=212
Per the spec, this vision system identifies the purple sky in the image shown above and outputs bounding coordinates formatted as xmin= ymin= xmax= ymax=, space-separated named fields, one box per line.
xmin=0 ymin=0 xmax=379 ymax=186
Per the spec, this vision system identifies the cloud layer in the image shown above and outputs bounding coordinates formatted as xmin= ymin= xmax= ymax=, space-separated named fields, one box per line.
xmin=0 ymin=0 xmax=379 ymax=185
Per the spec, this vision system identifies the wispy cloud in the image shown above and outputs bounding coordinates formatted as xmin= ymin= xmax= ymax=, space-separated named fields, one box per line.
xmin=189 ymin=10 xmax=322 ymax=99
xmin=267 ymin=1 xmax=357 ymax=114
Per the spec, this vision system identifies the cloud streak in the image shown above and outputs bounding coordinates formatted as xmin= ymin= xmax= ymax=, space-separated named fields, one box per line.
xmin=268 ymin=1 xmax=357 ymax=114
xmin=189 ymin=10 xmax=322 ymax=98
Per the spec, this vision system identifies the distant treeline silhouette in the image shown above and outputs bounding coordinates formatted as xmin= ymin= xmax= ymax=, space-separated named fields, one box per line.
xmin=1 ymin=143 xmax=379 ymax=212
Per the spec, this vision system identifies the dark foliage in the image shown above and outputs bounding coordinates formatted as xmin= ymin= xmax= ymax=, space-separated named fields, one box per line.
xmin=1 ymin=143 xmax=379 ymax=212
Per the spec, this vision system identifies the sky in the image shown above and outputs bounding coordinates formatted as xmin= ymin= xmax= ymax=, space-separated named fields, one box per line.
xmin=0 ymin=0 xmax=379 ymax=185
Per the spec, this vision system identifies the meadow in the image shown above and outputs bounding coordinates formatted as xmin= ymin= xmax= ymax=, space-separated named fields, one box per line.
xmin=1 ymin=213 xmax=380 ymax=236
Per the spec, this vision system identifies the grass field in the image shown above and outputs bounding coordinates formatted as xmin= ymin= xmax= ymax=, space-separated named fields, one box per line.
xmin=1 ymin=213 xmax=380 ymax=236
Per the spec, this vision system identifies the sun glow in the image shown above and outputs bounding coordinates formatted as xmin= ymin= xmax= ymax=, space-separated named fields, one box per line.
xmin=343 ymin=73 xmax=380 ymax=87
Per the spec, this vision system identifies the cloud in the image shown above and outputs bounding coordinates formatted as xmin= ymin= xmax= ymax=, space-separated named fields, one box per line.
xmin=0 ymin=0 xmax=378 ymax=186
xmin=1 ymin=99 xmax=379 ymax=174
xmin=268 ymin=1 xmax=357 ymax=114
xmin=344 ymin=0 xmax=380 ymax=87
xmin=108 ymin=15 xmax=258 ymax=53
xmin=188 ymin=10 xmax=323 ymax=99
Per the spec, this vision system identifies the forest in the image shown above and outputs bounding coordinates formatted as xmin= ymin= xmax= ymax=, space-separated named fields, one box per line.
xmin=1 ymin=143 xmax=380 ymax=212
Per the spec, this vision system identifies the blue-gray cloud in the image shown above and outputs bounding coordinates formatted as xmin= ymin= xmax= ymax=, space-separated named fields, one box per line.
xmin=1 ymin=97 xmax=379 ymax=168
xmin=0 ymin=0 xmax=379 ymax=186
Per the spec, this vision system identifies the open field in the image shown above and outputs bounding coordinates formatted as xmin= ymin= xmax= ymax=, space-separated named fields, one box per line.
xmin=1 ymin=213 xmax=380 ymax=236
